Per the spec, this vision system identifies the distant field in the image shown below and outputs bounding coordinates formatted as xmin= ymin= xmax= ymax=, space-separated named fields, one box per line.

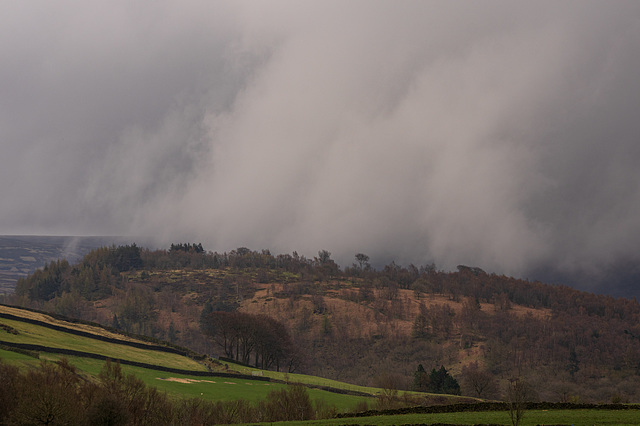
xmin=0 ymin=304 xmax=164 ymax=344
xmin=0 ymin=235 xmax=124 ymax=293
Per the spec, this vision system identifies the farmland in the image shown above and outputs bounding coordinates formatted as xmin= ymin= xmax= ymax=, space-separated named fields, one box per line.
xmin=0 ymin=304 xmax=376 ymax=412
xmin=3 ymin=305 xmax=640 ymax=424
xmin=276 ymin=409 xmax=640 ymax=426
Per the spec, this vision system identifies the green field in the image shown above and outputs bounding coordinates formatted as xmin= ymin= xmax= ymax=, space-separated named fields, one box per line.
xmin=3 ymin=306 xmax=640 ymax=424
xmin=0 ymin=317 xmax=207 ymax=370
xmin=0 ymin=347 xmax=37 ymax=364
xmin=0 ymin=306 xmax=377 ymax=412
xmin=0 ymin=348 xmax=371 ymax=411
xmin=227 ymin=361 xmax=384 ymax=395
xmin=226 ymin=361 xmax=477 ymax=403
xmin=272 ymin=408 xmax=640 ymax=426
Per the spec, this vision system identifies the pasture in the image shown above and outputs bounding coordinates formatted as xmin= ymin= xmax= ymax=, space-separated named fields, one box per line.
xmin=0 ymin=316 xmax=207 ymax=370
xmin=0 ymin=350 xmax=372 ymax=411
xmin=272 ymin=408 xmax=640 ymax=425
xmin=0 ymin=306 xmax=376 ymax=412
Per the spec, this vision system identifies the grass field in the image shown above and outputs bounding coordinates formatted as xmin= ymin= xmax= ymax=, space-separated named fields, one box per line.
xmin=225 ymin=361 xmax=477 ymax=404
xmin=0 ymin=304 xmax=149 ymax=343
xmin=0 ymin=349 xmax=372 ymax=411
xmin=227 ymin=361 xmax=381 ymax=395
xmin=270 ymin=408 xmax=640 ymax=426
xmin=60 ymin=356 xmax=368 ymax=409
xmin=0 ymin=317 xmax=207 ymax=370
xmin=0 ymin=305 xmax=377 ymax=412
xmin=3 ymin=306 xmax=640 ymax=424
xmin=0 ymin=347 xmax=37 ymax=364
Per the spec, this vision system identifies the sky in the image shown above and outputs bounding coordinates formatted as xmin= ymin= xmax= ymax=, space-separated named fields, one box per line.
xmin=2 ymin=1 xmax=640 ymax=296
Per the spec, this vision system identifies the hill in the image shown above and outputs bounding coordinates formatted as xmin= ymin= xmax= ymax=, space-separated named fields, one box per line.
xmin=0 ymin=303 xmax=391 ymax=404
xmin=2 ymin=303 xmax=491 ymax=424
xmin=5 ymin=245 xmax=640 ymax=405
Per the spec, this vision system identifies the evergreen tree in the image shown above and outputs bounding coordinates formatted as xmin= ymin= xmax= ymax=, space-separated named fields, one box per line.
xmin=111 ymin=314 xmax=121 ymax=330
xmin=427 ymin=366 xmax=461 ymax=395
xmin=412 ymin=364 xmax=429 ymax=391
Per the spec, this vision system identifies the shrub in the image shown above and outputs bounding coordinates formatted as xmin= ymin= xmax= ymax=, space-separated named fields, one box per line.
xmin=261 ymin=384 xmax=314 ymax=421
xmin=11 ymin=359 xmax=84 ymax=425
xmin=0 ymin=361 xmax=20 ymax=423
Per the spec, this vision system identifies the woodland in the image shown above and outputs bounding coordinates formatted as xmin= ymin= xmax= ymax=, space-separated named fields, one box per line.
xmin=6 ymin=244 xmax=640 ymax=403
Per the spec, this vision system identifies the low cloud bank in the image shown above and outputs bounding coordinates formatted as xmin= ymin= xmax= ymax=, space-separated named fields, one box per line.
xmin=2 ymin=2 xmax=640 ymax=295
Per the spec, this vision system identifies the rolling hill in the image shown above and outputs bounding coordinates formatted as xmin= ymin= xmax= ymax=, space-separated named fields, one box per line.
xmin=0 ymin=303 xmax=394 ymax=410
xmin=6 ymin=244 xmax=640 ymax=406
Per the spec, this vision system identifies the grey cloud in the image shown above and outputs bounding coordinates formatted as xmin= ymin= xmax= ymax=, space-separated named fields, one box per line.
xmin=2 ymin=1 xmax=640 ymax=295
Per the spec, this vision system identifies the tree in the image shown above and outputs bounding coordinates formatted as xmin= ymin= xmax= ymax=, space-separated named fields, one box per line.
xmin=117 ymin=285 xmax=155 ymax=334
xmin=429 ymin=304 xmax=455 ymax=338
xmin=262 ymin=385 xmax=314 ymax=421
xmin=89 ymin=359 xmax=172 ymax=425
xmin=316 ymin=250 xmax=340 ymax=279
xmin=567 ymin=347 xmax=580 ymax=378
xmin=427 ymin=366 xmax=460 ymax=395
xmin=11 ymin=359 xmax=83 ymax=425
xmin=15 ymin=259 xmax=72 ymax=301
xmin=321 ymin=314 xmax=332 ymax=335
xmin=411 ymin=278 xmax=428 ymax=299
xmin=109 ymin=244 xmax=143 ymax=272
xmin=374 ymin=372 xmax=403 ymax=410
xmin=461 ymin=362 xmax=499 ymax=398
xmin=358 ymin=281 xmax=374 ymax=301
xmin=411 ymin=314 xmax=429 ymax=339
xmin=317 ymin=250 xmax=332 ymax=264
xmin=506 ymin=378 xmax=527 ymax=426
xmin=0 ymin=361 xmax=20 ymax=424
xmin=355 ymin=253 xmax=371 ymax=271
xmin=170 ymin=242 xmax=204 ymax=254
xmin=201 ymin=311 xmax=294 ymax=371
xmin=111 ymin=314 xmax=121 ymax=330
xmin=412 ymin=364 xmax=429 ymax=391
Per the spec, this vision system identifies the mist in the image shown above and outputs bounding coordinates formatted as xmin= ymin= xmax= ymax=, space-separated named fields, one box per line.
xmin=2 ymin=1 xmax=640 ymax=296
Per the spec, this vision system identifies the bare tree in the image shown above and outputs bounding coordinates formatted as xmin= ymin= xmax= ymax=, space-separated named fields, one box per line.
xmin=506 ymin=377 xmax=527 ymax=426
xmin=461 ymin=362 xmax=499 ymax=399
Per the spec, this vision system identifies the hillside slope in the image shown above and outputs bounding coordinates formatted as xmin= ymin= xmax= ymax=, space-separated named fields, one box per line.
xmin=0 ymin=304 xmax=397 ymax=412
xmin=7 ymin=246 xmax=640 ymax=403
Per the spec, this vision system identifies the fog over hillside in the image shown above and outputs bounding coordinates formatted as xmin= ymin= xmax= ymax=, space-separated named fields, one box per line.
xmin=1 ymin=1 xmax=640 ymax=296
xmin=0 ymin=236 xmax=133 ymax=293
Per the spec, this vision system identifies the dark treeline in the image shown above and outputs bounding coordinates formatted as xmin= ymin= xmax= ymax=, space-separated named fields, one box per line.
xmin=19 ymin=243 xmax=627 ymax=312
xmin=14 ymin=245 xmax=343 ymax=303
xmin=169 ymin=242 xmax=204 ymax=254
xmin=199 ymin=310 xmax=298 ymax=372
xmin=412 ymin=365 xmax=461 ymax=395
xmin=14 ymin=244 xmax=143 ymax=302
xmin=13 ymin=243 xmax=640 ymax=338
